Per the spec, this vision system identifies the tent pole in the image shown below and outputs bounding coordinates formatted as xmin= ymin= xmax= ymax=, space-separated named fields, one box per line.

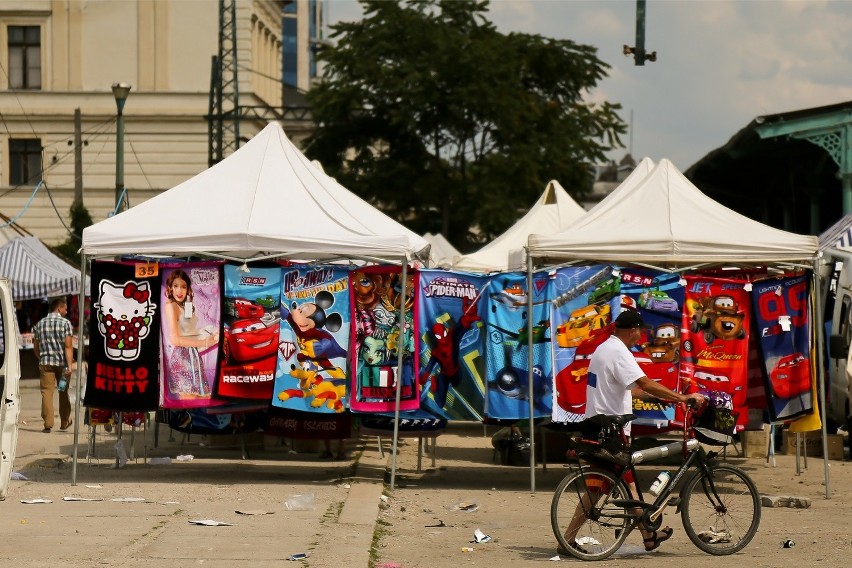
xmin=812 ymin=257 xmax=831 ymax=498
xmin=526 ymin=250 xmax=536 ymax=493
xmin=71 ymin=253 xmax=87 ymax=485
xmin=389 ymin=259 xmax=408 ymax=490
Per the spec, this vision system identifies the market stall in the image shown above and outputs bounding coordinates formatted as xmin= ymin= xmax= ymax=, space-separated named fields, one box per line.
xmin=526 ymin=158 xmax=825 ymax=494
xmin=452 ymin=179 xmax=588 ymax=273
xmin=77 ymin=122 xmax=430 ymax=485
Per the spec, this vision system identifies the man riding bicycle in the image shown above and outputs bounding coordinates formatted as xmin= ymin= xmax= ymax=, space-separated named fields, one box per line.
xmin=559 ymin=309 xmax=705 ymax=556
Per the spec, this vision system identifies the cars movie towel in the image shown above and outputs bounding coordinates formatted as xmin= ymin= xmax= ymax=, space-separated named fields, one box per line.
xmin=215 ymin=264 xmax=282 ymax=400
xmin=681 ymin=275 xmax=751 ymax=429
xmin=273 ymin=266 xmax=351 ymax=414
xmin=482 ymin=272 xmax=552 ymax=420
xmin=548 ymin=265 xmax=615 ymax=423
xmin=416 ymin=269 xmax=488 ymax=421
xmin=751 ymin=274 xmax=814 ymax=422
xmin=85 ymin=260 xmax=161 ymax=411
xmin=159 ymin=261 xmax=224 ymax=409
xmin=349 ymin=266 xmax=420 ymax=412
xmin=619 ymin=269 xmax=685 ymax=431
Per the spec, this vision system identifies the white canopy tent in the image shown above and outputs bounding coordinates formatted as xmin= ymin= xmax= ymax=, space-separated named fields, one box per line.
xmin=422 ymin=232 xmax=460 ymax=269
xmin=452 ymin=180 xmax=586 ymax=273
xmin=525 ymin=158 xmax=827 ymax=495
xmin=530 ymin=159 xmax=818 ymax=265
xmin=79 ymin=122 xmax=429 ymax=487
xmin=83 ymin=122 xmax=429 ymax=262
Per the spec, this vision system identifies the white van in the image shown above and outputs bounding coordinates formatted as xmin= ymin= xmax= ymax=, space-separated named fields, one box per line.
xmin=827 ymin=258 xmax=852 ymax=440
xmin=0 ymin=278 xmax=21 ymax=499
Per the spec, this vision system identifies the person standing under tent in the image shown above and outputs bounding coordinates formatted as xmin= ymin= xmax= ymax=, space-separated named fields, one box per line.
xmin=559 ymin=310 xmax=705 ymax=555
xmin=163 ymin=270 xmax=219 ymax=399
xmin=32 ymin=297 xmax=74 ymax=433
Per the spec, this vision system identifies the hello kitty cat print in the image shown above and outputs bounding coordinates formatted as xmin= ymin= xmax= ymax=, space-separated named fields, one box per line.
xmin=86 ymin=261 xmax=162 ymax=412
xmin=94 ymin=280 xmax=157 ymax=361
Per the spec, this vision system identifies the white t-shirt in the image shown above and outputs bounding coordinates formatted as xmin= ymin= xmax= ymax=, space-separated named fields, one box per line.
xmin=585 ymin=335 xmax=645 ymax=434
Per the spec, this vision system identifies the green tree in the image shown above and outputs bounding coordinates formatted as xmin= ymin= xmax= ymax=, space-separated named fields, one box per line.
xmin=54 ymin=201 xmax=93 ymax=265
xmin=305 ymin=0 xmax=625 ymax=251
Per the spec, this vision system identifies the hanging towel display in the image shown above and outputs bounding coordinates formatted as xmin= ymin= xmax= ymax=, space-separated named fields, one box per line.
xmin=159 ymin=261 xmax=224 ymax=409
xmin=417 ymin=269 xmax=488 ymax=420
xmin=482 ymin=272 xmax=552 ymax=420
xmin=619 ymin=269 xmax=685 ymax=430
xmin=681 ymin=276 xmax=751 ymax=429
xmin=751 ymin=274 xmax=814 ymax=422
xmin=349 ymin=266 xmax=420 ymax=412
xmin=216 ymin=264 xmax=282 ymax=400
xmin=549 ymin=265 xmax=616 ymax=423
xmin=85 ymin=260 xmax=161 ymax=411
xmin=273 ymin=266 xmax=350 ymax=413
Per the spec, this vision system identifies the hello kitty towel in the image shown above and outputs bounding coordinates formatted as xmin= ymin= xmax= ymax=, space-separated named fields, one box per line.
xmin=85 ymin=260 xmax=161 ymax=411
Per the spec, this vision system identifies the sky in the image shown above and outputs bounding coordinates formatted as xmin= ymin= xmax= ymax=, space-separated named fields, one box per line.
xmin=324 ymin=0 xmax=852 ymax=171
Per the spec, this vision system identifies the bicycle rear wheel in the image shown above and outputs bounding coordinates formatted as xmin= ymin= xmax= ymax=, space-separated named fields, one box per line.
xmin=551 ymin=466 xmax=634 ymax=561
xmin=680 ymin=463 xmax=761 ymax=555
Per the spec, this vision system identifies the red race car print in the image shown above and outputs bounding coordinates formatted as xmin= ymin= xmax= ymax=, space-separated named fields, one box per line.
xmin=769 ymin=352 xmax=811 ymax=398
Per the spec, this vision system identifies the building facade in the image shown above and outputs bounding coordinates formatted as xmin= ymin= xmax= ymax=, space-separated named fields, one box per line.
xmin=0 ymin=0 xmax=320 ymax=246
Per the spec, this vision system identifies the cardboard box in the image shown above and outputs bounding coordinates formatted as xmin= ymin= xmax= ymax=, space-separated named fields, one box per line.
xmin=740 ymin=426 xmax=770 ymax=458
xmin=782 ymin=431 xmax=844 ymax=460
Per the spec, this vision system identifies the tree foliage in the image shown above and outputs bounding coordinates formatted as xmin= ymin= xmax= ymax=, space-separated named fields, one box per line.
xmin=305 ymin=0 xmax=625 ymax=251
xmin=54 ymin=201 xmax=93 ymax=265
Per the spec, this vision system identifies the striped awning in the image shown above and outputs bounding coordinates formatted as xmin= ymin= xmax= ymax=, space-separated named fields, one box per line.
xmin=0 ymin=236 xmax=81 ymax=301
xmin=819 ymin=213 xmax=852 ymax=254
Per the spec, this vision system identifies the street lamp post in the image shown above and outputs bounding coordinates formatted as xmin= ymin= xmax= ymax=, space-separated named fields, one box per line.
xmin=111 ymin=82 xmax=131 ymax=213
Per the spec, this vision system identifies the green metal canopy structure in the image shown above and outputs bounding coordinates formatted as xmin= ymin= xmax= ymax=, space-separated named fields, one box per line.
xmin=687 ymin=101 xmax=852 ymax=236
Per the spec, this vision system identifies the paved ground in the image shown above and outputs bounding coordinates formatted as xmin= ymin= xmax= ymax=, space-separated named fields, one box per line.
xmin=3 ymin=380 xmax=385 ymax=568
xmin=3 ymin=379 xmax=851 ymax=567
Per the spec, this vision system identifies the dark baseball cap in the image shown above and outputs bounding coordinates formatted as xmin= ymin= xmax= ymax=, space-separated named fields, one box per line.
xmin=614 ymin=310 xmax=643 ymax=329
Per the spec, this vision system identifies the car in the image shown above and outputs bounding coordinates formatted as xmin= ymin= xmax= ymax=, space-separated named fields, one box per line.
xmin=254 ymin=295 xmax=278 ymax=309
xmin=224 ymin=317 xmax=279 ymax=362
xmin=689 ymin=295 xmax=746 ymax=343
xmin=769 ymin=352 xmax=811 ymax=399
xmin=588 ymin=278 xmax=620 ymax=305
xmin=555 ymin=304 xmax=611 ymax=348
xmin=638 ymin=289 xmax=679 ymax=312
xmin=693 ymin=370 xmax=735 ymax=394
xmin=643 ymin=323 xmax=680 ymax=363
xmin=233 ymin=298 xmax=265 ymax=319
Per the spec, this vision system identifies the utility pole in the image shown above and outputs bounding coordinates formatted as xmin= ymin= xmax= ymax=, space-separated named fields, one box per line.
xmin=623 ymin=0 xmax=657 ymax=66
xmin=73 ymin=108 xmax=83 ymax=208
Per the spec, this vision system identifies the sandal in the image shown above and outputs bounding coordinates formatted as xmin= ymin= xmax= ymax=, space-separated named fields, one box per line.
xmin=556 ymin=540 xmax=585 ymax=555
xmin=644 ymin=527 xmax=673 ymax=551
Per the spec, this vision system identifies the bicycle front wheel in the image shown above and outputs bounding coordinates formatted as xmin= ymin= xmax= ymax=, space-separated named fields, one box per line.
xmin=551 ymin=466 xmax=634 ymax=561
xmin=681 ymin=463 xmax=761 ymax=555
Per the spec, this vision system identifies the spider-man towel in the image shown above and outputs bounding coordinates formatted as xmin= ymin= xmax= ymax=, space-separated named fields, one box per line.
xmin=417 ymin=269 xmax=488 ymax=421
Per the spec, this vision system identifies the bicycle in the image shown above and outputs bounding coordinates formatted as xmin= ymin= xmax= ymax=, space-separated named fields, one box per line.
xmin=550 ymin=403 xmax=761 ymax=561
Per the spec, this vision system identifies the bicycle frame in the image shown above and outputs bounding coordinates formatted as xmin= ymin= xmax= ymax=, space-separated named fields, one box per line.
xmin=568 ymin=421 xmax=729 ymax=529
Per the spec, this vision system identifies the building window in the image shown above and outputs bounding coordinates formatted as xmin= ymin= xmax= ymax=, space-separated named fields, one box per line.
xmin=282 ymin=16 xmax=297 ymax=87
xmin=9 ymin=139 xmax=42 ymax=185
xmin=7 ymin=25 xmax=41 ymax=90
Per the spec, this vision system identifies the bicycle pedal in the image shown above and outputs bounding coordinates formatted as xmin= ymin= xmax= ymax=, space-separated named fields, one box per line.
xmin=666 ymin=497 xmax=680 ymax=507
